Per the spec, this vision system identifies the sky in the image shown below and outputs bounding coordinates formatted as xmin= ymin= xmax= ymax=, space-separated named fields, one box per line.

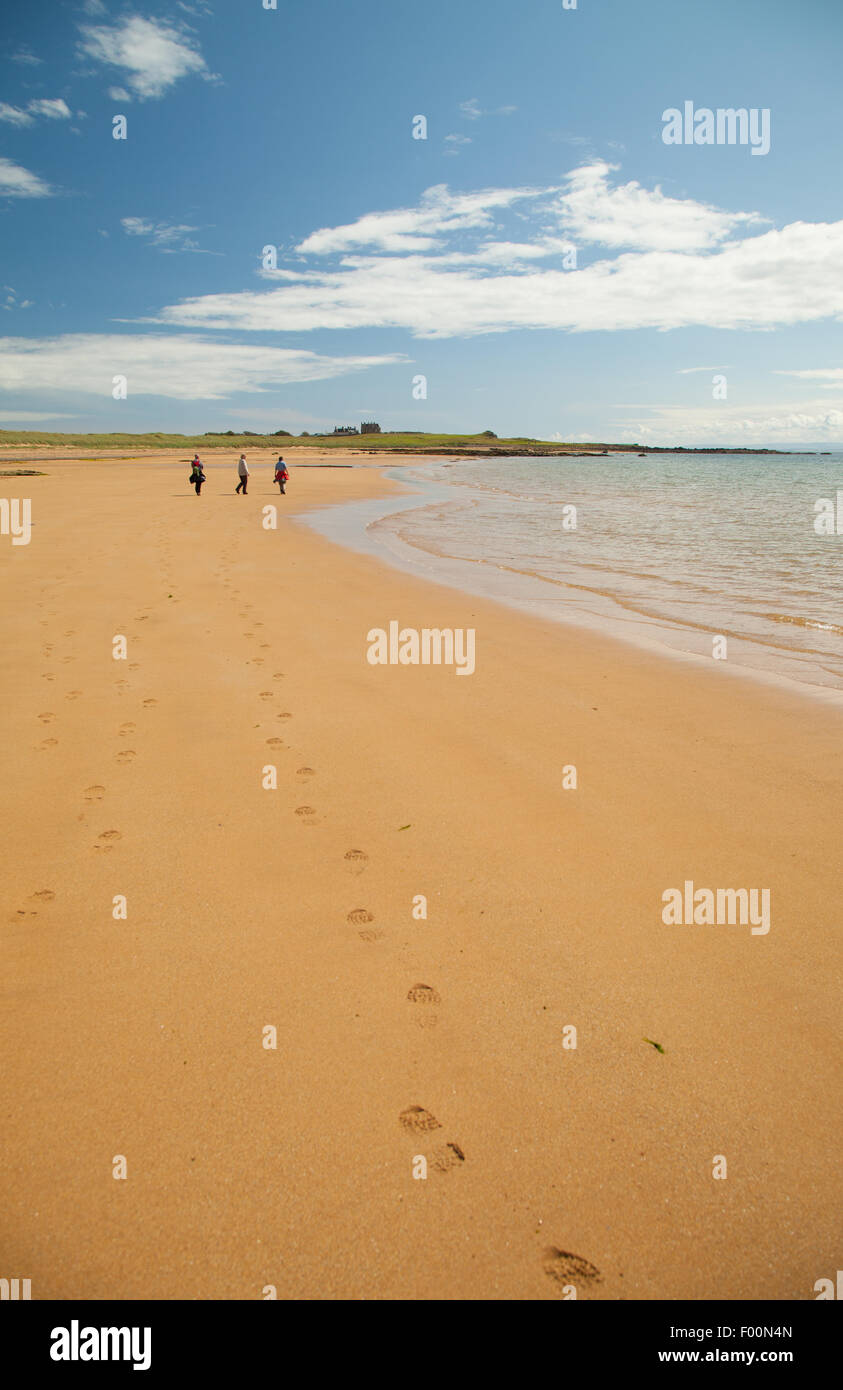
xmin=1 ymin=0 xmax=843 ymax=445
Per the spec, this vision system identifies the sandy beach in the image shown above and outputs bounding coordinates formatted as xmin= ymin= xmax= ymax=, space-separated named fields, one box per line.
xmin=1 ymin=449 xmax=840 ymax=1300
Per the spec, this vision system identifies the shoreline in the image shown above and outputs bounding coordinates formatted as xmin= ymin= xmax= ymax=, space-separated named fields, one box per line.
xmin=1 ymin=449 xmax=840 ymax=1299
xmin=296 ymin=462 xmax=843 ymax=713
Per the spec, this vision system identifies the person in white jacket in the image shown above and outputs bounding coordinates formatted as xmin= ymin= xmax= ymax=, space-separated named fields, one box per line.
xmin=235 ymin=454 xmax=249 ymax=494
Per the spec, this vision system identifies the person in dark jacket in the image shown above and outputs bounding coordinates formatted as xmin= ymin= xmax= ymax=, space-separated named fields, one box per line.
xmin=189 ymin=456 xmax=206 ymax=495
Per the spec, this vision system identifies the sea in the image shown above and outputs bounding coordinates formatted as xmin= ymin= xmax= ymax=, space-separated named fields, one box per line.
xmin=297 ymin=452 xmax=843 ymax=702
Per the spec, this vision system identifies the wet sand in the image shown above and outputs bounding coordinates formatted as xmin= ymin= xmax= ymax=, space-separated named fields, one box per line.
xmin=1 ymin=450 xmax=840 ymax=1299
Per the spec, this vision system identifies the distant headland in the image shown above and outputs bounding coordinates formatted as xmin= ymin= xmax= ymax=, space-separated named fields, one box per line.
xmin=0 ymin=428 xmax=796 ymax=457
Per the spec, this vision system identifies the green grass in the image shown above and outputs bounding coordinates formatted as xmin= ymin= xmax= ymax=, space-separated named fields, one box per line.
xmin=0 ymin=429 xmax=627 ymax=453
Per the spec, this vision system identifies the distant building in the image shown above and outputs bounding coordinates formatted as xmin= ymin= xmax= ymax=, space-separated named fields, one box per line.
xmin=332 ymin=425 xmax=359 ymax=435
xmin=361 ymin=421 xmax=382 ymax=434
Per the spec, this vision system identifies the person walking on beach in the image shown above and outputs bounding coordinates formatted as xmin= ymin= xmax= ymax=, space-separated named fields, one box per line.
xmin=189 ymin=455 xmax=206 ymax=496
xmin=235 ymin=454 xmax=249 ymax=494
xmin=274 ymin=456 xmax=289 ymax=495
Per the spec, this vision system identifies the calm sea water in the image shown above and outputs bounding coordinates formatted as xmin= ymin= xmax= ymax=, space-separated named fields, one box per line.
xmin=365 ymin=453 xmax=843 ymax=698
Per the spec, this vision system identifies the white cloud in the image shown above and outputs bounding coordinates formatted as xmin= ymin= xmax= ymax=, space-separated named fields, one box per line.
xmin=122 ymin=161 xmax=843 ymax=343
xmin=151 ymin=222 xmax=843 ymax=341
xmin=0 ymin=104 xmax=34 ymax=128
xmin=0 ymin=98 xmax=72 ymax=126
xmin=78 ymin=16 xmax=210 ymax=100
xmin=28 ymin=98 xmax=72 ymax=120
xmin=613 ymin=399 xmax=843 ymax=445
xmin=0 ymin=411 xmax=75 ymax=422
xmin=774 ymin=368 xmax=843 ymax=387
xmin=0 ymin=335 xmax=406 ymax=400
xmin=552 ymin=160 xmax=765 ymax=251
xmin=677 ymin=365 xmax=732 ymax=374
xmin=0 ymin=157 xmax=53 ymax=198
xmin=108 ymin=87 xmax=130 ymax=102
xmin=121 ymin=216 xmax=214 ymax=254
xmin=3 ymin=288 xmax=33 ymax=311
xmin=443 ymin=133 xmax=472 ymax=157
xmin=459 ymin=99 xmax=517 ymax=120
xmin=10 ymin=50 xmax=43 ymax=67
xmin=295 ymin=183 xmax=551 ymax=255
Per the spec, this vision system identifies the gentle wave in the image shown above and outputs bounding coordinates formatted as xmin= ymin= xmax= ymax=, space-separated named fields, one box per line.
xmin=377 ymin=454 xmax=843 ymax=696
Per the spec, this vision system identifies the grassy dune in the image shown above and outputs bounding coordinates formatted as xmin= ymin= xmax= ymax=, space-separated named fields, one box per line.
xmin=0 ymin=429 xmax=620 ymax=454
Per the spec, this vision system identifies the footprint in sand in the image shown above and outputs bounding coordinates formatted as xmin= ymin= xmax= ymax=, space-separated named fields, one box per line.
xmin=399 ymin=1106 xmax=442 ymax=1134
xmin=60 ymin=656 xmax=75 ymax=664
xmin=38 ymin=712 xmax=56 ymax=724
xmin=38 ymin=737 xmax=59 ymax=749
xmin=294 ymin=806 xmax=319 ymax=824
xmin=65 ymin=691 xmax=82 ymax=701
xmin=116 ymin=749 xmax=136 ymax=763
xmin=272 ymin=672 xmax=284 ymax=680
xmin=84 ymin=785 xmax=106 ymax=802
xmin=94 ymin=830 xmax=122 ymax=852
xmin=259 ymin=644 xmax=270 ymax=650
xmin=296 ymin=767 xmax=315 ymax=780
xmin=64 ymin=630 xmax=75 ymax=637
xmin=407 ymin=983 xmax=441 ymax=1028
xmin=430 ymin=1142 xmax=466 ymax=1173
xmin=276 ymin=712 xmax=292 ymax=720
xmin=358 ymin=928 xmax=384 ymax=942
xmin=128 ymin=662 xmax=140 ymax=671
xmin=115 ymin=679 xmax=129 ymax=690
xmin=247 ymin=658 xmax=265 ymax=667
xmin=344 ymin=849 xmax=368 ymax=875
xmin=143 ymin=698 xmax=157 ymax=707
xmin=42 ymin=673 xmax=55 ymax=682
xmin=541 ymin=1248 xmax=603 ymax=1289
xmin=407 ymin=983 xmax=441 ymax=1005
xmin=119 ymin=722 xmax=135 ymax=736
xmin=258 ymin=692 xmax=273 ymax=701
xmin=347 ymin=908 xmax=374 ymax=926
xmin=31 ymin=889 xmax=55 ymax=903
xmin=266 ymin=737 xmax=284 ymax=747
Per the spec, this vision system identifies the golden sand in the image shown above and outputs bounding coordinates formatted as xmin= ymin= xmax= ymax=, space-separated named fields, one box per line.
xmin=1 ymin=450 xmax=840 ymax=1299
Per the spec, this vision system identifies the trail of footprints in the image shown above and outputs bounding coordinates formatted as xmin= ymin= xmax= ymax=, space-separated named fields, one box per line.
xmin=8 ymin=888 xmax=55 ymax=923
xmin=25 ymin=586 xmax=602 ymax=1297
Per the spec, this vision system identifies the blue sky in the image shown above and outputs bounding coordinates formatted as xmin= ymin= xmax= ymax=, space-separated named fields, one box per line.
xmin=1 ymin=0 xmax=842 ymax=444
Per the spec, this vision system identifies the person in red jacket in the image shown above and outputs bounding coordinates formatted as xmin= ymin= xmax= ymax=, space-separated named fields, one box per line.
xmin=274 ymin=456 xmax=289 ymax=494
